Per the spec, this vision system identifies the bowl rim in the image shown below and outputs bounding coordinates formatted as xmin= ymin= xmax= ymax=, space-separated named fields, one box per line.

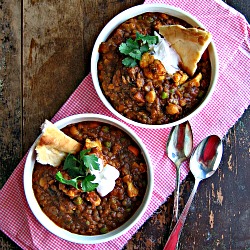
xmin=91 ymin=3 xmax=219 ymax=129
xmin=23 ymin=113 xmax=154 ymax=244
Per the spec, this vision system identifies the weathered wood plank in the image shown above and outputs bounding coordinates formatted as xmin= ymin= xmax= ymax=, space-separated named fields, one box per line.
xmin=22 ymin=0 xmax=85 ymax=152
xmin=0 ymin=1 xmax=22 ymax=186
xmin=226 ymin=0 xmax=250 ymax=21
xmin=22 ymin=0 xmax=144 ymax=153
xmin=0 ymin=0 xmax=22 ymax=249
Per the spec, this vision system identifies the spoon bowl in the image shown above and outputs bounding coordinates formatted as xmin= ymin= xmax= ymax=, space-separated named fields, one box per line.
xmin=167 ymin=121 xmax=193 ymax=167
xmin=190 ymin=135 xmax=223 ymax=180
xmin=164 ymin=135 xmax=223 ymax=250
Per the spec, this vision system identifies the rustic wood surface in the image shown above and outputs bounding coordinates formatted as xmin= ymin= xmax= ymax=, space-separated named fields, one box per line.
xmin=0 ymin=0 xmax=249 ymax=249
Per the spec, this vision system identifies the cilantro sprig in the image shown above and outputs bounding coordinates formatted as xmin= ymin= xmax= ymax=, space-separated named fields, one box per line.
xmin=119 ymin=32 xmax=158 ymax=67
xmin=55 ymin=149 xmax=100 ymax=192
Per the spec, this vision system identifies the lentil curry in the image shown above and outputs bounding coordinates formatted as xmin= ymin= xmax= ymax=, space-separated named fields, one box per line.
xmin=98 ymin=12 xmax=211 ymax=125
xmin=32 ymin=121 xmax=147 ymax=235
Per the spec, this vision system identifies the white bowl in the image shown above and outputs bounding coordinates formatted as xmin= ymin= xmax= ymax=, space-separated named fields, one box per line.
xmin=91 ymin=4 xmax=218 ymax=129
xmin=23 ymin=114 xmax=153 ymax=244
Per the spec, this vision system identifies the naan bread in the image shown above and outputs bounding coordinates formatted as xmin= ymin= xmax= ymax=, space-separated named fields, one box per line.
xmin=159 ymin=25 xmax=212 ymax=76
xmin=35 ymin=120 xmax=82 ymax=166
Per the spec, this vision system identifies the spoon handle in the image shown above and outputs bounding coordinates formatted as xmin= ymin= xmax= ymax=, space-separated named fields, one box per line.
xmin=170 ymin=163 xmax=181 ymax=231
xmin=163 ymin=179 xmax=201 ymax=250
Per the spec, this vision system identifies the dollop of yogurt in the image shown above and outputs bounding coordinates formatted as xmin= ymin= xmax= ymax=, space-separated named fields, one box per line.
xmin=89 ymin=158 xmax=119 ymax=197
xmin=150 ymin=32 xmax=180 ymax=74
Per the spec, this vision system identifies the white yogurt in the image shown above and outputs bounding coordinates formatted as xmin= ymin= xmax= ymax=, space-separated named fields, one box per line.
xmin=90 ymin=158 xmax=119 ymax=197
xmin=150 ymin=32 xmax=180 ymax=74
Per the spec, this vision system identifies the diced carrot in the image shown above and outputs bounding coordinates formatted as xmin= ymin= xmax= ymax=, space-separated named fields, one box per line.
xmin=132 ymin=162 xmax=147 ymax=173
xmin=89 ymin=122 xmax=100 ymax=129
xmin=128 ymin=145 xmax=139 ymax=156
xmin=117 ymin=104 xmax=125 ymax=112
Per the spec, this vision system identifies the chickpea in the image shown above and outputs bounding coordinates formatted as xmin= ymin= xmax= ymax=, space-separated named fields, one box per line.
xmin=145 ymin=90 xmax=156 ymax=103
xmin=166 ymin=103 xmax=180 ymax=115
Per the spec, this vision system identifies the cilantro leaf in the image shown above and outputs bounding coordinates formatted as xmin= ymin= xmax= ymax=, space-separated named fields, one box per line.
xmin=126 ymin=38 xmax=139 ymax=49
xmin=81 ymin=174 xmax=99 ymax=192
xmin=80 ymin=149 xmax=99 ymax=171
xmin=119 ymin=38 xmax=139 ymax=55
xmin=83 ymin=154 xmax=99 ymax=170
xmin=122 ymin=57 xmax=137 ymax=67
xmin=55 ymin=171 xmax=82 ymax=189
xmin=63 ymin=154 xmax=84 ymax=178
xmin=119 ymin=32 xmax=158 ymax=67
xmin=80 ymin=149 xmax=91 ymax=157
xmin=136 ymin=32 xmax=158 ymax=45
xmin=139 ymin=44 xmax=149 ymax=53
xmin=56 ymin=148 xmax=100 ymax=192
xmin=129 ymin=50 xmax=141 ymax=60
xmin=63 ymin=154 xmax=78 ymax=170
xmin=119 ymin=43 xmax=132 ymax=55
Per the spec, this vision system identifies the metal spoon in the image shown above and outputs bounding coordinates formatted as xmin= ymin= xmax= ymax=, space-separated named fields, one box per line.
xmin=164 ymin=135 xmax=223 ymax=250
xmin=166 ymin=121 xmax=193 ymax=229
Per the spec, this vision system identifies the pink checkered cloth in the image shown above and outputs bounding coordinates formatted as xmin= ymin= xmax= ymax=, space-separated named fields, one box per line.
xmin=0 ymin=0 xmax=249 ymax=249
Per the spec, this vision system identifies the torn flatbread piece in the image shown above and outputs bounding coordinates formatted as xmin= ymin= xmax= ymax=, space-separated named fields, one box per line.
xmin=35 ymin=120 xmax=82 ymax=167
xmin=159 ymin=25 xmax=212 ymax=76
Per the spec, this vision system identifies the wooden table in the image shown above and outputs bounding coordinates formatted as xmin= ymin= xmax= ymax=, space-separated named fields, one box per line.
xmin=0 ymin=1 xmax=249 ymax=249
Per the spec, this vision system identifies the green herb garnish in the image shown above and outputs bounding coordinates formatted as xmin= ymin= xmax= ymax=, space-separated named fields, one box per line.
xmin=81 ymin=174 xmax=98 ymax=192
xmin=55 ymin=149 xmax=100 ymax=192
xmin=80 ymin=149 xmax=99 ymax=171
xmin=55 ymin=172 xmax=83 ymax=189
xmin=119 ymin=32 xmax=158 ymax=67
